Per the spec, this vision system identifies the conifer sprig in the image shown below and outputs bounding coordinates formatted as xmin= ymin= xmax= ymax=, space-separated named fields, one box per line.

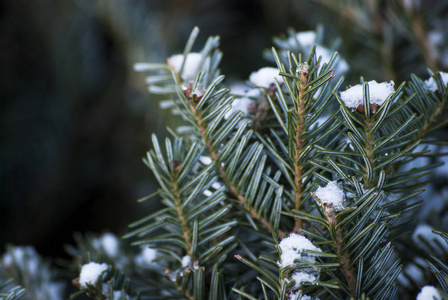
xmin=130 ymin=27 xmax=448 ymax=300
xmin=124 ymin=136 xmax=235 ymax=299
xmin=136 ymin=29 xmax=285 ymax=238
xmin=257 ymin=46 xmax=343 ymax=234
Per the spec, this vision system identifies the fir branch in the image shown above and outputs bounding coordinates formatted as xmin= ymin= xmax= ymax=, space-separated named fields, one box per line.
xmin=364 ymin=117 xmax=376 ymax=189
xmin=293 ymin=62 xmax=309 ymax=233
xmin=174 ymin=280 xmax=195 ymax=300
xmin=0 ymin=279 xmax=25 ymax=300
xmin=136 ymin=28 xmax=285 ymax=239
xmin=189 ymin=100 xmax=283 ymax=238
xmin=314 ymin=194 xmax=357 ymax=296
xmin=171 ymin=172 xmax=193 ymax=258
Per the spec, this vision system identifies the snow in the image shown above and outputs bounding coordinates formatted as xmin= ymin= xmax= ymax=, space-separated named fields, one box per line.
xmin=2 ymin=246 xmax=38 ymax=271
xmin=292 ymin=31 xmax=317 ymax=47
xmin=278 ymin=233 xmax=321 ymax=267
xmin=225 ymin=97 xmax=257 ymax=119
xmin=226 ymin=83 xmax=261 ymax=120
xmin=288 ymin=31 xmax=349 ymax=74
xmin=181 ymin=255 xmax=191 ymax=267
xmin=100 ymin=233 xmax=119 ymax=257
xmin=101 ymin=285 xmax=130 ymax=299
xmin=289 ymin=293 xmax=320 ymax=300
xmin=412 ymin=224 xmax=448 ymax=255
xmin=79 ymin=262 xmax=108 ymax=288
xmin=416 ymin=286 xmax=442 ymax=300
xmin=249 ymin=67 xmax=284 ymax=88
xmin=424 ymin=72 xmax=448 ymax=92
xmin=292 ymin=271 xmax=318 ymax=288
xmin=315 ymin=45 xmax=349 ymax=74
xmin=199 ymin=156 xmax=212 ymax=165
xmin=340 ymin=80 xmax=395 ymax=109
xmin=111 ymin=290 xmax=130 ymax=300
xmin=1 ymin=253 xmax=12 ymax=267
xmin=229 ymin=83 xmax=262 ymax=98
xmin=167 ymin=53 xmax=203 ymax=81
xmin=314 ymin=181 xmax=346 ymax=211
xmin=135 ymin=247 xmax=157 ymax=265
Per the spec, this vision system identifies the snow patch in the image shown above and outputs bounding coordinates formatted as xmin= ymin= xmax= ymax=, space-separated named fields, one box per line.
xmin=291 ymin=31 xmax=317 ymax=47
xmin=112 ymin=290 xmax=130 ymax=300
xmin=278 ymin=233 xmax=321 ymax=267
xmin=249 ymin=67 xmax=284 ymax=88
xmin=340 ymin=80 xmax=395 ymax=109
xmin=182 ymin=255 xmax=191 ymax=268
xmin=416 ymin=286 xmax=442 ymax=300
xmin=79 ymin=262 xmax=108 ymax=288
xmin=100 ymin=233 xmax=119 ymax=257
xmin=135 ymin=247 xmax=157 ymax=265
xmin=168 ymin=53 xmax=203 ymax=81
xmin=424 ymin=72 xmax=448 ymax=92
xmin=289 ymin=293 xmax=320 ymax=300
xmin=225 ymin=97 xmax=257 ymax=119
xmin=314 ymin=181 xmax=346 ymax=211
xmin=292 ymin=271 xmax=318 ymax=288
xmin=288 ymin=31 xmax=349 ymax=74
xmin=289 ymin=292 xmax=321 ymax=300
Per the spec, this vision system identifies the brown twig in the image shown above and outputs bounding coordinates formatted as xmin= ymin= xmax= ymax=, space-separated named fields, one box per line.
xmin=293 ymin=64 xmax=309 ymax=233
xmin=364 ymin=118 xmax=376 ymax=189
xmin=171 ymin=180 xmax=193 ymax=257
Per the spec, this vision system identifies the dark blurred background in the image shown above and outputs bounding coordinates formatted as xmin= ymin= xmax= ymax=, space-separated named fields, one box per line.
xmin=1 ymin=0 xmax=447 ymax=260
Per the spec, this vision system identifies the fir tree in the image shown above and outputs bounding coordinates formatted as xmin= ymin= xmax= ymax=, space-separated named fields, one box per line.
xmin=2 ymin=14 xmax=448 ymax=300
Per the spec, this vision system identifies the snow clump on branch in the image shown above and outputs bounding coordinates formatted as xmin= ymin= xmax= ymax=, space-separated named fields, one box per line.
xmin=79 ymin=262 xmax=108 ymax=288
xmin=289 ymin=31 xmax=349 ymax=74
xmin=425 ymin=72 xmax=448 ymax=92
xmin=278 ymin=234 xmax=322 ymax=288
xmin=135 ymin=247 xmax=157 ymax=265
xmin=249 ymin=67 xmax=284 ymax=88
xmin=416 ymin=286 xmax=442 ymax=300
xmin=289 ymin=293 xmax=321 ymax=300
xmin=278 ymin=233 xmax=322 ymax=267
xmin=167 ymin=53 xmax=205 ymax=81
xmin=340 ymin=80 xmax=395 ymax=113
xmin=314 ymin=181 xmax=346 ymax=211
xmin=93 ymin=233 xmax=119 ymax=258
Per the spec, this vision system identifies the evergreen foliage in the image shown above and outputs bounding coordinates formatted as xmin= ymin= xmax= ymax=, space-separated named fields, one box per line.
xmin=0 ymin=279 xmax=25 ymax=300
xmin=118 ymin=27 xmax=448 ymax=299
xmin=2 ymin=16 xmax=448 ymax=300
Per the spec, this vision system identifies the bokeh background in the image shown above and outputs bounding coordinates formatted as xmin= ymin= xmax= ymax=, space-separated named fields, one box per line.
xmin=1 ymin=0 xmax=447 ymax=266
